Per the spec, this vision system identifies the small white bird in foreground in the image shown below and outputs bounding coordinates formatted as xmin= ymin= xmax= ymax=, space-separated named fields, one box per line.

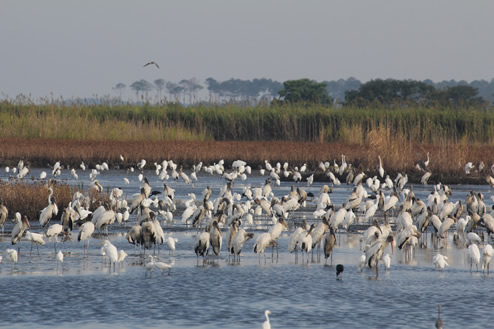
xmin=56 ymin=250 xmax=64 ymax=271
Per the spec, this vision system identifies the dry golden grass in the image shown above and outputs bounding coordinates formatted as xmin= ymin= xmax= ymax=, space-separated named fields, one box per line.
xmin=0 ymin=138 xmax=493 ymax=184
xmin=0 ymin=180 xmax=75 ymax=222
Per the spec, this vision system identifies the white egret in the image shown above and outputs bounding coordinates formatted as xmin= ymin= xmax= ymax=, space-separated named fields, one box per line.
xmin=262 ymin=310 xmax=271 ymax=329
xmin=56 ymin=250 xmax=64 ymax=271
xmin=166 ymin=236 xmax=178 ymax=255
xmin=6 ymin=248 xmax=18 ymax=269
xmin=98 ymin=240 xmax=118 ymax=271
xmin=378 ymin=155 xmax=384 ymax=178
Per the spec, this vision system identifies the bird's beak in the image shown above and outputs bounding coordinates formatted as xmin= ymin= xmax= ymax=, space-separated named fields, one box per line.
xmin=97 ymin=241 xmax=104 ymax=246
xmin=26 ymin=220 xmax=31 ymax=228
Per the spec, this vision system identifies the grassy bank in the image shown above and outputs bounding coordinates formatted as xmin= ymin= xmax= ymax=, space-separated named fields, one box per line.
xmin=2 ymin=101 xmax=494 ymax=144
xmin=0 ymin=100 xmax=493 ymax=184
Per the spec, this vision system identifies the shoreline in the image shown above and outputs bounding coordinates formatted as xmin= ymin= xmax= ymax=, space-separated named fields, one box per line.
xmin=0 ymin=138 xmax=492 ymax=185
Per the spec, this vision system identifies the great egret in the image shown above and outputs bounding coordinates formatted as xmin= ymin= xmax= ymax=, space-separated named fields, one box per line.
xmin=98 ymin=240 xmax=118 ymax=271
xmin=56 ymin=250 xmax=64 ymax=271
xmin=262 ymin=310 xmax=271 ymax=329
xmin=378 ymin=156 xmax=384 ymax=178
xmin=433 ymin=253 xmax=448 ymax=270
xmin=6 ymin=248 xmax=18 ymax=269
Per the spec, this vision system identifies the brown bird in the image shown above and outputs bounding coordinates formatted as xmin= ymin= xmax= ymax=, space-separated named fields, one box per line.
xmin=143 ymin=61 xmax=159 ymax=69
xmin=435 ymin=304 xmax=443 ymax=329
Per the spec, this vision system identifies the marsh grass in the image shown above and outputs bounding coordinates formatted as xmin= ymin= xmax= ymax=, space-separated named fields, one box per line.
xmin=2 ymin=101 xmax=494 ymax=143
xmin=0 ymin=180 xmax=109 ymax=223
xmin=1 ymin=100 xmax=494 ymax=183
xmin=1 ymin=139 xmax=493 ymax=185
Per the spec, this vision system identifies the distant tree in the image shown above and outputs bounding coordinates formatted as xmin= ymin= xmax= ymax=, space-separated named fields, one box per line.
xmin=345 ymin=79 xmax=434 ymax=107
xmin=130 ymin=80 xmax=154 ymax=102
xmin=206 ymin=77 xmax=220 ymax=102
xmin=154 ymin=79 xmax=166 ymax=100
xmin=278 ymin=79 xmax=332 ymax=106
xmin=430 ymin=85 xmax=485 ymax=107
xmin=113 ymin=83 xmax=126 ymax=99
xmin=166 ymin=82 xmax=184 ymax=101
xmin=180 ymin=78 xmax=203 ymax=104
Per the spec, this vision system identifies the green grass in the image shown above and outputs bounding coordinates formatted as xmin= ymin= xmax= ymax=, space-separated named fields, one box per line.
xmin=1 ymin=100 xmax=494 ymax=144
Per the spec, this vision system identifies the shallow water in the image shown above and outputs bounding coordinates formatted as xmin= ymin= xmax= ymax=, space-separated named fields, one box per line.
xmin=0 ymin=167 xmax=493 ymax=328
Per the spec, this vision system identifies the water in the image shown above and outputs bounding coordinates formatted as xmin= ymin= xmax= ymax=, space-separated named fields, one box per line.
xmin=0 ymin=167 xmax=493 ymax=328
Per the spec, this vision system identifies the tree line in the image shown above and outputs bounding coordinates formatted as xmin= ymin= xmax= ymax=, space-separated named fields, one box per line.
xmin=114 ymin=77 xmax=494 ymax=107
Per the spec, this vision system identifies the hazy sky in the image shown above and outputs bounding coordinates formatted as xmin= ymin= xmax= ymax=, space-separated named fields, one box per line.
xmin=1 ymin=0 xmax=494 ymax=100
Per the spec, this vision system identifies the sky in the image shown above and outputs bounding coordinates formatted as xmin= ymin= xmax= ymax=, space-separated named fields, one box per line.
xmin=1 ymin=0 xmax=494 ymax=100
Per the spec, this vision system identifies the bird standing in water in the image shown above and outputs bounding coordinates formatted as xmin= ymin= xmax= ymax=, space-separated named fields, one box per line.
xmin=336 ymin=264 xmax=344 ymax=280
xmin=435 ymin=304 xmax=443 ymax=329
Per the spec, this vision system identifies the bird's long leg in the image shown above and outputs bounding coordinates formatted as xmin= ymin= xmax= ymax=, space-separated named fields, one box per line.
xmin=376 ymin=261 xmax=379 ymax=279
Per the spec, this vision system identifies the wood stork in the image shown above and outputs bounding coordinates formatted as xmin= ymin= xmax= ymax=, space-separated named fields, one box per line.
xmin=46 ymin=223 xmax=64 ymax=252
xmin=232 ymin=228 xmax=254 ymax=263
xmin=253 ymin=232 xmax=277 ymax=262
xmin=323 ymin=227 xmax=337 ymax=265
xmin=0 ymin=198 xmax=8 ymax=233
xmin=78 ymin=221 xmax=95 ymax=257
xmin=194 ymin=225 xmax=211 ymax=261
xmin=25 ymin=231 xmax=45 ymax=256
xmin=365 ymin=235 xmax=395 ymax=278
xmin=39 ymin=188 xmax=58 ymax=227
xmin=12 ymin=213 xmax=31 ymax=246
xmin=207 ymin=220 xmax=222 ymax=257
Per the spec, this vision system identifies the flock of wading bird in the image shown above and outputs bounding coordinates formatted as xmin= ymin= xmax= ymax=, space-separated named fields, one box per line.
xmin=1 ymin=153 xmax=494 ymax=282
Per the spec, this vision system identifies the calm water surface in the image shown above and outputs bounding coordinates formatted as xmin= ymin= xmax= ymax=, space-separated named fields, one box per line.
xmin=0 ymin=168 xmax=492 ymax=328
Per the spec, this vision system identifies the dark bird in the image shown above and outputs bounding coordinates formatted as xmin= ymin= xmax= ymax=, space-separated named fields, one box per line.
xmin=336 ymin=264 xmax=344 ymax=280
xmin=143 ymin=61 xmax=159 ymax=69
xmin=435 ymin=304 xmax=443 ymax=329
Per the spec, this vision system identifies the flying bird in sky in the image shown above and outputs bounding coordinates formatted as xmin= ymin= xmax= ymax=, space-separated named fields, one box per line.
xmin=143 ymin=61 xmax=159 ymax=69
